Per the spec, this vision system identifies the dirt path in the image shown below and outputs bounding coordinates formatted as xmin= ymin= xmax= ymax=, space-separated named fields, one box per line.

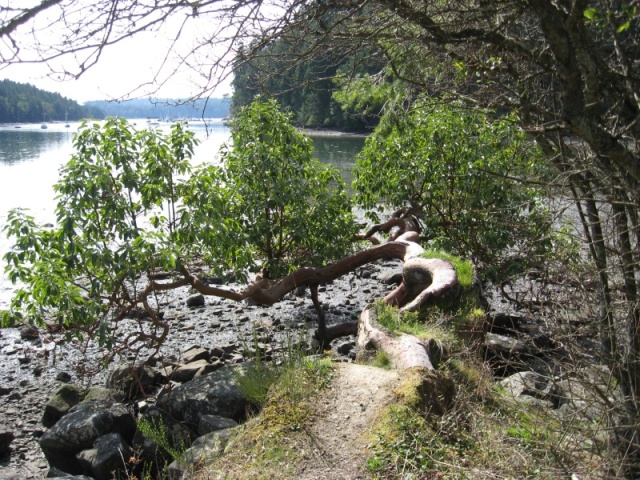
xmin=296 ymin=363 xmax=401 ymax=480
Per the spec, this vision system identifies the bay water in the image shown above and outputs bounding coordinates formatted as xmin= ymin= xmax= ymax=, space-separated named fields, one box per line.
xmin=0 ymin=120 xmax=365 ymax=309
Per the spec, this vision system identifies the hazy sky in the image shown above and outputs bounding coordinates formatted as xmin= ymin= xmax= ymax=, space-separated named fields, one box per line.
xmin=0 ymin=19 xmax=233 ymax=104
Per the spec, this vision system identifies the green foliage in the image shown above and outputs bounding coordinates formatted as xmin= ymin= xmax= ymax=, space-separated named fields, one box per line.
xmin=2 ymin=118 xmax=198 ymax=342
xmin=367 ymin=404 xmax=476 ymax=478
xmin=373 ymin=350 xmax=391 ymax=369
xmin=236 ymin=328 xmax=333 ymax=409
xmin=4 ymin=99 xmax=356 ymax=356
xmin=217 ymin=98 xmax=357 ymax=278
xmin=136 ymin=417 xmax=187 ymax=462
xmin=232 ymin=14 xmax=384 ymax=131
xmin=373 ymin=300 xmax=420 ymax=334
xmin=367 ymin=359 xmax=577 ymax=479
xmin=353 ymin=101 xmax=553 ymax=267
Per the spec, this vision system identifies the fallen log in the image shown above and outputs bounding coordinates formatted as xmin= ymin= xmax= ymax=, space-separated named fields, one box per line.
xmin=357 ymin=307 xmax=436 ymax=370
xmin=357 ymin=235 xmax=459 ymax=370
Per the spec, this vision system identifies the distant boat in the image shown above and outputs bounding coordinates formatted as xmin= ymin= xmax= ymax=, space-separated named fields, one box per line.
xmin=41 ymin=102 xmax=48 ymax=129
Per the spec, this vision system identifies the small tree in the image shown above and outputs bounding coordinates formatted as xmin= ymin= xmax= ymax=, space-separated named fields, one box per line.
xmin=354 ymin=101 xmax=555 ymax=270
xmin=216 ymin=98 xmax=357 ymax=278
xmin=3 ymin=118 xmax=197 ymax=353
xmin=2 ymin=100 xmax=358 ymax=357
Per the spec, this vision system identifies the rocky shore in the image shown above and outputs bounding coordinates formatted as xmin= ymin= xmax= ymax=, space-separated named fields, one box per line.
xmin=0 ymin=259 xmax=403 ymax=479
xmin=0 ymin=254 xmax=611 ymax=479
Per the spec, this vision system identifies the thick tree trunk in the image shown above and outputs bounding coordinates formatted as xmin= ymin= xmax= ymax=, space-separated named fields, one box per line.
xmin=356 ymin=236 xmax=458 ymax=369
xmin=356 ymin=307 xmax=436 ymax=370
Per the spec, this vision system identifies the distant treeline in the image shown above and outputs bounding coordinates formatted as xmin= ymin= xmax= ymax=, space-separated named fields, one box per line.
xmin=231 ymin=8 xmax=384 ymax=132
xmin=85 ymin=98 xmax=231 ymax=119
xmin=0 ymin=79 xmax=104 ymax=123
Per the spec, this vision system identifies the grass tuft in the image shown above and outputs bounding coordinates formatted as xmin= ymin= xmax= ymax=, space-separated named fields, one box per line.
xmin=421 ymin=249 xmax=475 ymax=288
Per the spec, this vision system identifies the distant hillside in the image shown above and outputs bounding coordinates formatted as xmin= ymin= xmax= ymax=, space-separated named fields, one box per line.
xmin=0 ymin=79 xmax=104 ymax=123
xmin=85 ymin=97 xmax=231 ymax=119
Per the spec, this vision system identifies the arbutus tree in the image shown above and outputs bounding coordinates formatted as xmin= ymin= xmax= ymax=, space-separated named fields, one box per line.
xmin=1 ymin=99 xmax=462 ymax=361
xmin=3 ymin=0 xmax=640 ymax=475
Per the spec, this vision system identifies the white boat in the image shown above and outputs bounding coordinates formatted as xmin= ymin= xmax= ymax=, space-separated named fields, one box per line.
xmin=41 ymin=103 xmax=48 ymax=129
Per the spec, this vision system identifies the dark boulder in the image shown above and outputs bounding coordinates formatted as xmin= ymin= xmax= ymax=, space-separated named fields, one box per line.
xmin=162 ymin=365 xmax=248 ymax=430
xmin=0 ymin=422 xmax=15 ymax=457
xmin=39 ymin=401 xmax=135 ymax=475
xmin=76 ymin=432 xmax=133 ymax=480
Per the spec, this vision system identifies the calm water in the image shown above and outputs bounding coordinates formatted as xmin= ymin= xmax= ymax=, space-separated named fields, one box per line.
xmin=0 ymin=120 xmax=365 ymax=309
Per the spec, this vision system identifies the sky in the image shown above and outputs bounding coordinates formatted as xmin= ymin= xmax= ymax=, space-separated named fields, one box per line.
xmin=0 ymin=13 xmax=233 ymax=104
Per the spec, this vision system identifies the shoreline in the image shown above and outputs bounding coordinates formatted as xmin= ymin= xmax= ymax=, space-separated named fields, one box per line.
xmin=298 ymin=127 xmax=369 ymax=138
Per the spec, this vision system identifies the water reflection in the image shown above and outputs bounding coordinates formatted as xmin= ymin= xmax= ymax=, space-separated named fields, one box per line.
xmin=0 ymin=130 xmax=70 ymax=165
xmin=309 ymin=135 xmax=365 ymax=187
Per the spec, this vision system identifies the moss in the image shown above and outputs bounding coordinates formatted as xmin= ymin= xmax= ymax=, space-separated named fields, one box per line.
xmin=372 ymin=350 xmax=392 ymax=369
xmin=199 ymin=357 xmax=333 ymax=479
xmin=420 ymin=249 xmax=475 ymax=288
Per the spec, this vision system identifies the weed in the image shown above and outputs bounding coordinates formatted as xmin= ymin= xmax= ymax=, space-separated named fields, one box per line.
xmin=373 ymin=350 xmax=392 ymax=369
xmin=136 ymin=417 xmax=187 ymax=462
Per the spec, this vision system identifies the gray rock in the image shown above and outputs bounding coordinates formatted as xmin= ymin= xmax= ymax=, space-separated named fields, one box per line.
xmin=209 ymin=346 xmax=225 ymax=358
xmin=335 ymin=340 xmax=355 ymax=355
xmin=172 ymin=360 xmax=210 ymax=383
xmin=195 ymin=360 xmax=224 ymax=376
xmin=76 ymin=432 xmax=133 ymax=480
xmin=83 ymin=387 xmax=123 ymax=404
xmin=198 ymin=415 xmax=238 ymax=436
xmin=180 ymin=346 xmax=210 ymax=364
xmin=485 ymin=333 xmax=529 ymax=354
xmin=45 ymin=466 xmax=95 ymax=478
xmin=186 ymin=294 xmax=205 ymax=308
xmin=499 ymin=371 xmax=548 ymax=399
xmin=166 ymin=429 xmax=232 ymax=480
xmin=380 ymin=272 xmax=403 ymax=285
xmin=0 ymin=422 xmax=15 ymax=456
xmin=39 ymin=401 xmax=135 ymax=475
xmin=56 ymin=371 xmax=73 ymax=383
xmin=42 ymin=384 xmax=86 ymax=428
xmin=106 ymin=365 xmax=157 ymax=399
xmin=164 ymin=365 xmax=249 ymax=430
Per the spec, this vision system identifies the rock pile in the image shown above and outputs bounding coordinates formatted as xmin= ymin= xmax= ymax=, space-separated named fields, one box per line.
xmin=38 ymin=355 xmax=251 ymax=480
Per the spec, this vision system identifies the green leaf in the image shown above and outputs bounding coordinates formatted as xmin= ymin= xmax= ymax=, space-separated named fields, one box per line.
xmin=617 ymin=20 xmax=631 ymax=33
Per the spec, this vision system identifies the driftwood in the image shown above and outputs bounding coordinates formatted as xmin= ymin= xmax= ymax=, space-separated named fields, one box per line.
xmin=137 ymin=226 xmax=458 ymax=367
xmin=356 ymin=232 xmax=459 ymax=370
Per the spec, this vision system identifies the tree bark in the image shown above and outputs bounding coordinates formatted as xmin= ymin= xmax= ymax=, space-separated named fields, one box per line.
xmin=356 ymin=236 xmax=458 ymax=369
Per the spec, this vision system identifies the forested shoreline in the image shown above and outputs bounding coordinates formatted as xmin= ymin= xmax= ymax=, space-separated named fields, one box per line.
xmin=0 ymin=79 xmax=105 ymax=123
xmin=85 ymin=97 xmax=231 ymax=119
xmin=0 ymin=79 xmax=232 ymax=123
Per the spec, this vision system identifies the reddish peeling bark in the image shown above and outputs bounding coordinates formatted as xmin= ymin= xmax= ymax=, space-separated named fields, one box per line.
xmin=357 ymin=308 xmax=435 ymax=370
xmin=143 ymin=230 xmax=459 ymax=360
xmin=174 ymin=232 xmax=425 ymax=306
